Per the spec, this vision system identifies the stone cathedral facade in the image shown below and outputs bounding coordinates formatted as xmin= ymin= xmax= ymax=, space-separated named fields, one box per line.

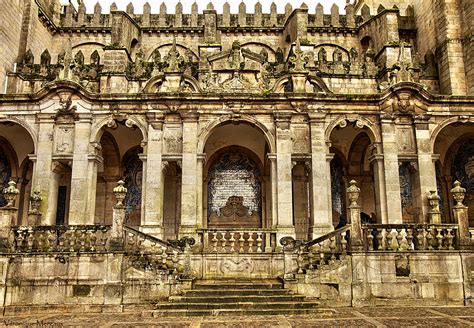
xmin=0 ymin=0 xmax=472 ymax=311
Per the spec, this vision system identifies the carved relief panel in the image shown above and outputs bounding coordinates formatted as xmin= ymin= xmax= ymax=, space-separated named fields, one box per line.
xmin=163 ymin=126 xmax=183 ymax=154
xmin=291 ymin=126 xmax=310 ymax=153
xmin=54 ymin=124 xmax=75 ymax=154
xmin=396 ymin=125 xmax=416 ymax=154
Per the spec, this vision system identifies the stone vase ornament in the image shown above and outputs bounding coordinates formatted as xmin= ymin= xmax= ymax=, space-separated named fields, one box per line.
xmin=29 ymin=190 xmax=43 ymax=214
xmin=347 ymin=180 xmax=360 ymax=208
xmin=2 ymin=180 xmax=19 ymax=208
xmin=113 ymin=180 xmax=127 ymax=207
xmin=450 ymin=180 xmax=466 ymax=208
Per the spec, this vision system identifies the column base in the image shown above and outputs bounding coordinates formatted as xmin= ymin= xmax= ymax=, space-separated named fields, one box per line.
xmin=139 ymin=225 xmax=163 ymax=239
xmin=310 ymin=224 xmax=334 ymax=239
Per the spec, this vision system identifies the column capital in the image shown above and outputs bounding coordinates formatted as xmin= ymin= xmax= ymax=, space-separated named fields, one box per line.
xmin=308 ymin=112 xmax=326 ymax=123
xmin=267 ymin=153 xmax=277 ymax=161
xmin=179 ymin=111 xmax=200 ymax=122
xmin=146 ymin=112 xmax=165 ymax=130
xmin=274 ymin=112 xmax=292 ymax=130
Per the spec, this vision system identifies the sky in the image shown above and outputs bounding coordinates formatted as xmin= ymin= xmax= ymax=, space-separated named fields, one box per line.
xmin=77 ymin=1 xmax=350 ymax=13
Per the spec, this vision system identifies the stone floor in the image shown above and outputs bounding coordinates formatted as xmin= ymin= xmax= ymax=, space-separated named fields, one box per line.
xmin=2 ymin=307 xmax=474 ymax=327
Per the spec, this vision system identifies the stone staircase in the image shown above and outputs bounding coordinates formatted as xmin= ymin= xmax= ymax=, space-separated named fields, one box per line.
xmin=149 ymin=278 xmax=320 ymax=317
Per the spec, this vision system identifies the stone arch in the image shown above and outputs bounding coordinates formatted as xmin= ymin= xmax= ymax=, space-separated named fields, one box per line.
xmin=197 ymin=115 xmax=276 ymax=155
xmin=430 ymin=117 xmax=474 ymax=153
xmin=142 ymin=74 xmax=202 ymax=93
xmin=0 ymin=117 xmax=37 ymax=153
xmin=325 ymin=115 xmax=380 ymax=146
xmin=90 ymin=115 xmax=148 ymax=147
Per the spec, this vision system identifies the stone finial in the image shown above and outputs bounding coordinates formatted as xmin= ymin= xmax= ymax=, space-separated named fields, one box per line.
xmin=159 ymin=2 xmax=167 ymax=26
xmin=77 ymin=2 xmax=86 ymax=25
xmin=427 ymin=190 xmax=441 ymax=224
xmin=143 ymin=2 xmax=151 ymax=26
xmin=191 ymin=2 xmax=198 ymax=26
xmin=346 ymin=4 xmax=355 ymax=28
xmin=110 ymin=2 xmax=117 ymax=11
xmin=377 ymin=4 xmax=385 ymax=14
xmin=301 ymin=3 xmax=308 ymax=9
xmin=347 ymin=180 xmax=360 ymax=208
xmin=29 ymin=190 xmax=43 ymax=215
xmin=254 ymin=2 xmax=262 ymax=26
xmin=270 ymin=2 xmax=277 ymax=26
xmin=65 ymin=3 xmax=74 ymax=26
xmin=41 ymin=50 xmax=51 ymax=66
xmin=289 ymin=38 xmax=306 ymax=72
xmin=113 ymin=180 xmax=127 ymax=207
xmin=238 ymin=1 xmax=246 ymax=26
xmin=330 ymin=4 xmax=340 ymax=27
xmin=285 ymin=3 xmax=293 ymax=19
xmin=451 ymin=181 xmax=466 ymax=208
xmin=315 ymin=3 xmax=323 ymax=26
xmin=223 ymin=2 xmax=230 ymax=26
xmin=406 ymin=5 xmax=414 ymax=16
xmin=207 ymin=2 xmax=214 ymax=10
xmin=93 ymin=2 xmax=102 ymax=25
xmin=126 ymin=2 xmax=134 ymax=15
xmin=175 ymin=2 xmax=183 ymax=27
xmin=2 ymin=180 xmax=19 ymax=208
xmin=361 ymin=4 xmax=370 ymax=21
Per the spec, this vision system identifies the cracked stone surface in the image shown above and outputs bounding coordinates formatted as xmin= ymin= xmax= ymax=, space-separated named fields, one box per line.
xmin=2 ymin=307 xmax=473 ymax=327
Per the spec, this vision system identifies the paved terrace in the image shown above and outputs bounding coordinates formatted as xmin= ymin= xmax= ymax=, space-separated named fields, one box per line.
xmin=2 ymin=306 xmax=474 ymax=327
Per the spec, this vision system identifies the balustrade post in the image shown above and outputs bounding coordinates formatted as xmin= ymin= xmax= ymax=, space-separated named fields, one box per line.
xmin=110 ymin=180 xmax=127 ymax=251
xmin=0 ymin=180 xmax=19 ymax=251
xmin=450 ymin=181 xmax=470 ymax=249
xmin=427 ymin=190 xmax=442 ymax=224
xmin=347 ymin=180 xmax=363 ymax=251
xmin=27 ymin=190 xmax=43 ymax=226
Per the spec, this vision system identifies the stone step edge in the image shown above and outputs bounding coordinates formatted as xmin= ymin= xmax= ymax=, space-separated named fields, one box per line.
xmin=148 ymin=308 xmax=333 ymax=317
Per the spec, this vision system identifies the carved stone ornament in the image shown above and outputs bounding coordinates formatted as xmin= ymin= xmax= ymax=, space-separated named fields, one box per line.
xmin=113 ymin=180 xmax=128 ymax=207
xmin=29 ymin=190 xmax=43 ymax=214
xmin=57 ymin=94 xmax=77 ymax=115
xmin=208 ymin=196 xmax=260 ymax=228
xmin=2 ymin=180 xmax=19 ymax=207
xmin=346 ymin=180 xmax=360 ymax=208
xmin=392 ymin=93 xmax=414 ymax=114
xmin=450 ymin=180 xmax=466 ymax=208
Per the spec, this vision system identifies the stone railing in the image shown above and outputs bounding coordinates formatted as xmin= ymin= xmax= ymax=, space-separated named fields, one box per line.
xmin=362 ymin=224 xmax=459 ymax=251
xmin=10 ymin=225 xmax=110 ymax=253
xmin=198 ymin=228 xmax=277 ymax=253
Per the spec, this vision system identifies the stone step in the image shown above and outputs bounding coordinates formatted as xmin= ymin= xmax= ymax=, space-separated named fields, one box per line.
xmin=183 ymin=288 xmax=292 ymax=297
xmin=193 ymin=279 xmax=283 ymax=290
xmin=155 ymin=301 xmax=320 ymax=310
xmin=169 ymin=294 xmax=306 ymax=303
xmin=148 ymin=308 xmax=325 ymax=317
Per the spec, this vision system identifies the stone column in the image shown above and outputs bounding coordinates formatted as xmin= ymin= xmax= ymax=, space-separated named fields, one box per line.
xmin=69 ymin=115 xmax=93 ymax=225
xmin=414 ymin=117 xmax=438 ymax=222
xmin=268 ymin=154 xmax=278 ymax=229
xmin=33 ymin=115 xmax=56 ymax=225
xmin=369 ymin=146 xmax=388 ymax=224
xmin=141 ymin=115 xmax=164 ymax=237
xmin=85 ymin=154 xmax=102 ymax=225
xmin=308 ymin=113 xmax=332 ymax=238
xmin=196 ymin=154 xmax=206 ymax=229
xmin=451 ymin=181 xmax=470 ymax=249
xmin=179 ymin=112 xmax=199 ymax=239
xmin=347 ymin=180 xmax=363 ymax=251
xmin=380 ymin=117 xmax=403 ymax=223
xmin=274 ymin=114 xmax=295 ymax=240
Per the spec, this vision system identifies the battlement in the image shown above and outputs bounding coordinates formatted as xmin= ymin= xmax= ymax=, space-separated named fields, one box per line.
xmin=39 ymin=1 xmax=413 ymax=30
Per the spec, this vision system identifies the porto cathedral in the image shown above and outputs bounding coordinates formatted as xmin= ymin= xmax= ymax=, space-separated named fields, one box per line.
xmin=0 ymin=0 xmax=472 ymax=313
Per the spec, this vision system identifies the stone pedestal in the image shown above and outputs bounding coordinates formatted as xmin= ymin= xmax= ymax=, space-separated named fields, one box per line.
xmin=451 ymin=181 xmax=470 ymax=249
xmin=0 ymin=208 xmax=16 ymax=251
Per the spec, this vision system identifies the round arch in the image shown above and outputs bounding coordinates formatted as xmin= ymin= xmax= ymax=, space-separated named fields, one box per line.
xmin=0 ymin=117 xmax=37 ymax=153
xmin=430 ymin=117 xmax=474 ymax=153
xmin=197 ymin=115 xmax=276 ymax=155
xmin=325 ymin=115 xmax=380 ymax=145
xmin=90 ymin=115 xmax=148 ymax=147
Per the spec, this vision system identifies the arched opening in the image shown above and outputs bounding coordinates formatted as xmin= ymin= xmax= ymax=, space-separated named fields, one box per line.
xmin=434 ymin=122 xmax=474 ymax=225
xmin=203 ymin=122 xmax=271 ymax=229
xmin=329 ymin=123 xmax=378 ymax=227
xmin=94 ymin=121 xmax=144 ymax=226
xmin=292 ymin=163 xmax=311 ymax=240
xmin=0 ymin=122 xmax=35 ymax=225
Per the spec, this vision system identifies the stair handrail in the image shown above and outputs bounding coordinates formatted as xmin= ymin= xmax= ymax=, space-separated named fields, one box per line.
xmin=304 ymin=225 xmax=351 ymax=248
xmin=123 ymin=225 xmax=171 ymax=248
xmin=123 ymin=225 xmax=195 ymax=252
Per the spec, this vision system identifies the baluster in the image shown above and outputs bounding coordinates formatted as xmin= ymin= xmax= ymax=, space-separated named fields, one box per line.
xmin=239 ymin=233 xmax=245 ymax=253
xmin=296 ymin=249 xmax=304 ymax=274
xmin=221 ymin=232 xmax=227 ymax=253
xmin=256 ymin=233 xmax=263 ymax=253
xmin=329 ymin=237 xmax=336 ymax=263
xmin=27 ymin=228 xmax=34 ymax=252
xmin=89 ymin=229 xmax=97 ymax=252
xmin=417 ymin=228 xmax=426 ymax=250
xmin=406 ymin=228 xmax=414 ymax=250
xmin=248 ymin=233 xmax=255 ymax=253
xmin=446 ymin=228 xmax=454 ymax=250
xmin=399 ymin=229 xmax=409 ymax=251
xmin=319 ymin=248 xmax=325 ymax=266
xmin=341 ymin=231 xmax=347 ymax=257
xmin=426 ymin=228 xmax=434 ymax=250
xmin=376 ymin=228 xmax=383 ymax=251
xmin=308 ymin=248 xmax=314 ymax=269
xmin=229 ymin=232 xmax=236 ymax=253
xmin=367 ymin=229 xmax=374 ymax=251
xmin=436 ymin=228 xmax=444 ymax=250
xmin=211 ymin=232 xmax=218 ymax=252
xmin=389 ymin=229 xmax=399 ymax=251
xmin=396 ymin=228 xmax=404 ymax=251
xmin=16 ymin=229 xmax=24 ymax=252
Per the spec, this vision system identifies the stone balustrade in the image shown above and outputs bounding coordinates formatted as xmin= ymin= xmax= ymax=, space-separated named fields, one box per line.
xmin=199 ymin=229 xmax=276 ymax=253
xmin=10 ymin=225 xmax=110 ymax=253
xmin=362 ymin=224 xmax=459 ymax=251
